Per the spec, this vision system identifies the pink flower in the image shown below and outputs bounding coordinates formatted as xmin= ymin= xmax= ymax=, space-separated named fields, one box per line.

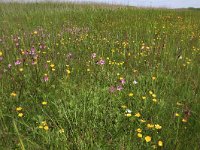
xmin=120 ymin=78 xmax=126 ymax=85
xmin=44 ymin=74 xmax=49 ymax=82
xmin=97 ymin=59 xmax=105 ymax=65
xmin=109 ymin=86 xmax=116 ymax=93
xmin=15 ymin=60 xmax=21 ymax=65
xmin=91 ymin=53 xmax=96 ymax=59
xmin=117 ymin=85 xmax=123 ymax=91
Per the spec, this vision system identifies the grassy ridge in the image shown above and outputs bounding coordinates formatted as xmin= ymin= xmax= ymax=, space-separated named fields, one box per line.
xmin=0 ymin=2 xmax=200 ymax=149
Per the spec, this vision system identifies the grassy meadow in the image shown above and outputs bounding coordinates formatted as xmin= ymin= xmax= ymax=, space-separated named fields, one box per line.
xmin=0 ymin=2 xmax=200 ymax=150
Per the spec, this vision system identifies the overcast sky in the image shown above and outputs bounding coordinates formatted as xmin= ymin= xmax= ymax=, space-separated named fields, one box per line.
xmin=1 ymin=0 xmax=200 ymax=8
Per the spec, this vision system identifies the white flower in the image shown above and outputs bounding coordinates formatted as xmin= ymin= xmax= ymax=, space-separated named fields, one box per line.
xmin=133 ymin=80 xmax=138 ymax=85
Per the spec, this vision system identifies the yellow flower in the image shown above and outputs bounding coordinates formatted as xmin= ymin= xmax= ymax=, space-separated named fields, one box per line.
xmin=33 ymin=31 xmax=38 ymax=34
xmin=142 ymin=96 xmax=146 ymax=100
xmin=136 ymin=128 xmax=142 ymax=133
xmin=158 ymin=140 xmax=163 ymax=147
xmin=149 ymin=91 xmax=153 ymax=95
xmin=125 ymin=114 xmax=132 ymax=117
xmin=10 ymin=92 xmax=17 ymax=97
xmin=19 ymin=68 xmax=23 ymax=72
xmin=175 ymin=113 xmax=180 ymax=117
xmin=182 ymin=118 xmax=187 ymax=123
xmin=155 ymin=124 xmax=162 ymax=130
xmin=47 ymin=60 xmax=51 ymax=63
xmin=147 ymin=124 xmax=154 ymax=128
xmin=128 ymin=93 xmax=134 ymax=97
xmin=18 ymin=113 xmax=23 ymax=117
xmin=152 ymin=94 xmax=157 ymax=98
xmin=152 ymin=76 xmax=156 ymax=80
xmin=137 ymin=133 xmax=143 ymax=138
xmin=16 ymin=107 xmax=22 ymax=111
xmin=121 ymin=105 xmax=127 ymax=109
xmin=50 ymin=64 xmax=55 ymax=68
xmin=52 ymin=68 xmax=55 ymax=71
xmin=152 ymin=99 xmax=157 ymax=102
xmin=66 ymin=69 xmax=71 ymax=74
xmin=145 ymin=136 xmax=151 ymax=142
xmin=39 ymin=125 xmax=43 ymax=129
xmin=42 ymin=101 xmax=47 ymax=105
xmin=44 ymin=125 xmax=49 ymax=131
xmin=87 ymin=68 xmax=90 ymax=72
xmin=59 ymin=128 xmax=65 ymax=133
xmin=0 ymin=51 xmax=2 ymax=56
xmin=135 ymin=112 xmax=141 ymax=117
xmin=140 ymin=119 xmax=146 ymax=123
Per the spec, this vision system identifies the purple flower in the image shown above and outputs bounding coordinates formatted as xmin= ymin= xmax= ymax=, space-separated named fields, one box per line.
xmin=30 ymin=47 xmax=35 ymax=55
xmin=120 ymin=78 xmax=126 ymax=85
xmin=97 ymin=59 xmax=105 ymax=65
xmin=15 ymin=60 xmax=21 ymax=66
xmin=44 ymin=75 xmax=49 ymax=82
xmin=117 ymin=85 xmax=123 ymax=91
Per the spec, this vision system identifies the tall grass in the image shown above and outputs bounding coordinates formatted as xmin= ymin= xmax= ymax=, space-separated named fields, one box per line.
xmin=0 ymin=2 xmax=200 ymax=149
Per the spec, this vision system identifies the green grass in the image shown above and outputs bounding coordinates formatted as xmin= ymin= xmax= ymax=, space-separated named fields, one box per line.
xmin=0 ymin=2 xmax=200 ymax=150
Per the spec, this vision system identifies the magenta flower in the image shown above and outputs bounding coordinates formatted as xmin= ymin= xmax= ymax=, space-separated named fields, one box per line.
xmin=44 ymin=74 xmax=49 ymax=82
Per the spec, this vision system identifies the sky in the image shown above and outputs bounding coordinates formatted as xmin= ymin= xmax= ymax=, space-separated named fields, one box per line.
xmin=1 ymin=0 xmax=200 ymax=8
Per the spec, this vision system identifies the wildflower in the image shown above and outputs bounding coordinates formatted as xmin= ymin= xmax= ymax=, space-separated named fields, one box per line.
xmin=147 ymin=124 xmax=154 ymax=128
xmin=182 ymin=118 xmax=187 ymax=123
xmin=16 ymin=107 xmax=22 ymax=111
xmin=19 ymin=68 xmax=23 ymax=72
xmin=145 ymin=136 xmax=151 ymax=142
xmin=155 ymin=124 xmax=162 ymax=130
xmin=152 ymin=99 xmax=157 ymax=102
xmin=149 ymin=91 xmax=153 ymax=95
xmin=42 ymin=101 xmax=47 ymax=105
xmin=152 ymin=94 xmax=157 ymax=98
xmin=47 ymin=60 xmax=51 ymax=63
xmin=91 ymin=53 xmax=96 ymax=59
xmin=15 ymin=60 xmax=21 ymax=66
xmin=116 ymin=85 xmax=123 ymax=91
xmin=152 ymin=76 xmax=156 ymax=80
xmin=136 ymin=128 xmax=142 ymax=133
xmin=140 ymin=119 xmax=146 ymax=123
xmin=142 ymin=96 xmax=146 ymax=100
xmin=175 ymin=113 xmax=180 ymax=117
xmin=125 ymin=109 xmax=132 ymax=114
xmin=125 ymin=113 xmax=132 ymax=117
xmin=121 ymin=105 xmax=127 ymax=109
xmin=50 ymin=64 xmax=55 ymax=68
xmin=8 ymin=64 xmax=12 ymax=68
xmin=135 ymin=112 xmax=141 ymax=117
xmin=0 ymin=51 xmax=2 ymax=56
xmin=66 ymin=69 xmax=71 ymax=74
xmin=33 ymin=31 xmax=38 ymax=34
xmin=97 ymin=59 xmax=105 ymax=65
xmin=119 ymin=77 xmax=125 ymax=85
xmin=59 ymin=128 xmax=64 ymax=133
xmin=133 ymin=80 xmax=138 ymax=85
xmin=44 ymin=74 xmax=49 ymax=82
xmin=44 ymin=125 xmax=49 ymax=131
xmin=52 ymin=68 xmax=55 ymax=71
xmin=137 ymin=133 xmax=143 ymax=138
xmin=128 ymin=93 xmax=134 ymax=97
xmin=10 ymin=92 xmax=17 ymax=97
xmin=87 ymin=68 xmax=90 ymax=72
xmin=39 ymin=125 xmax=43 ymax=129
xmin=158 ymin=140 xmax=163 ymax=147
xmin=18 ymin=113 xmax=23 ymax=117
xmin=109 ymin=86 xmax=116 ymax=93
